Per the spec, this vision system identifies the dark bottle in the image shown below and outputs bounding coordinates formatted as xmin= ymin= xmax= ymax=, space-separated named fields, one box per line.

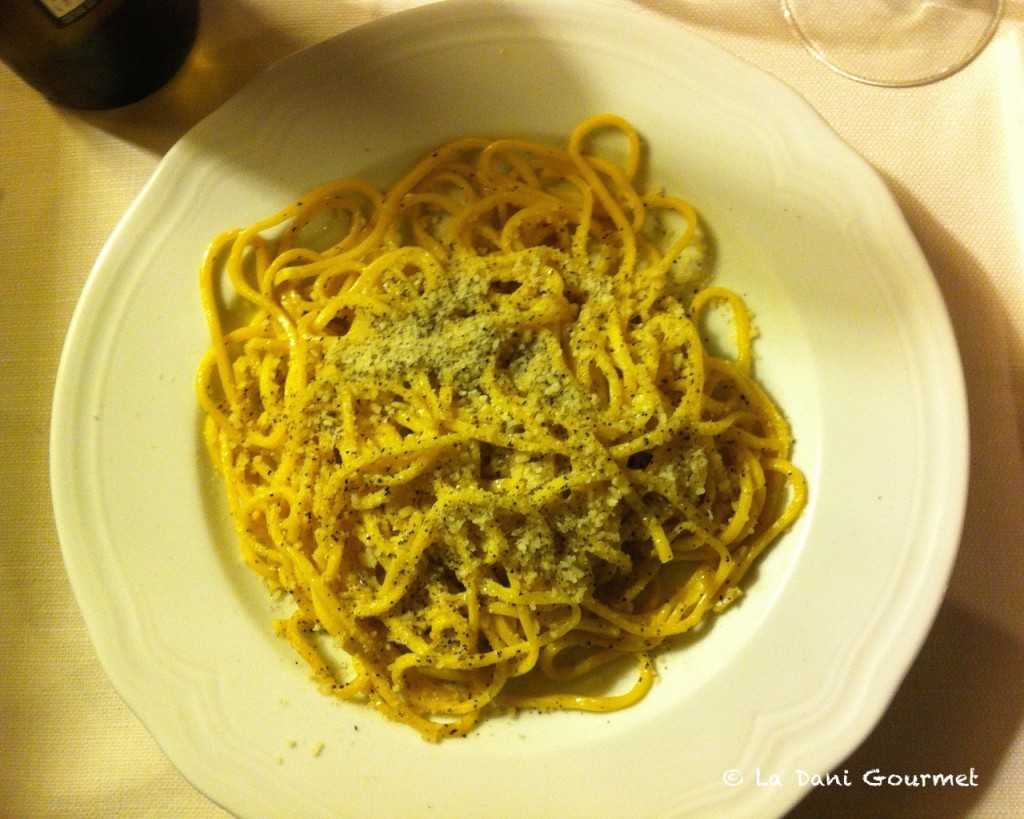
xmin=0 ymin=0 xmax=200 ymax=110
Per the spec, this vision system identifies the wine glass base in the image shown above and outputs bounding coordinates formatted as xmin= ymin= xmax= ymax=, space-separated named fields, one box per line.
xmin=781 ymin=0 xmax=1004 ymax=87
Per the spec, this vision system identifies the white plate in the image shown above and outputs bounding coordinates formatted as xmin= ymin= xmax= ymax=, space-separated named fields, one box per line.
xmin=50 ymin=1 xmax=969 ymax=816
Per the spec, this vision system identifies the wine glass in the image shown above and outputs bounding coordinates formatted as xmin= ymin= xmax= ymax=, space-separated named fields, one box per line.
xmin=780 ymin=0 xmax=1004 ymax=87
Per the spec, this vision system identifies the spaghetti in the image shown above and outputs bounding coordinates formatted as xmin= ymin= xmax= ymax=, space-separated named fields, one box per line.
xmin=197 ymin=114 xmax=807 ymax=741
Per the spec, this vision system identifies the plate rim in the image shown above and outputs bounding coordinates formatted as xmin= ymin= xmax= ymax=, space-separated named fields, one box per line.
xmin=50 ymin=1 xmax=970 ymax=816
